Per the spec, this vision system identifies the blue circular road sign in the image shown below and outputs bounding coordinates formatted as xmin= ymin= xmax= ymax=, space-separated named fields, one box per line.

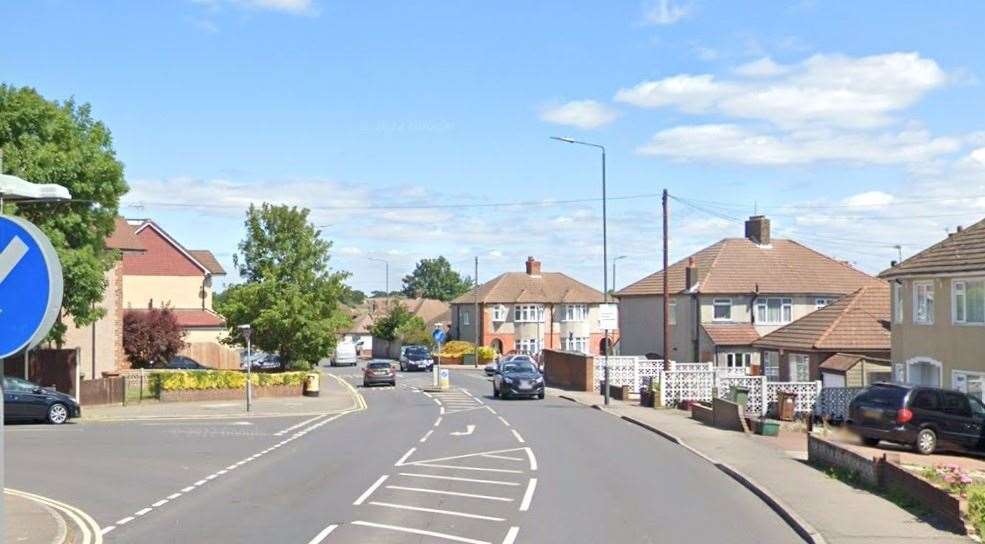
xmin=432 ymin=328 xmax=446 ymax=344
xmin=0 ymin=215 xmax=63 ymax=359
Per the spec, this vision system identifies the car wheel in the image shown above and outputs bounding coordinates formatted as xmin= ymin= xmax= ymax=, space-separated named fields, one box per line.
xmin=493 ymin=386 xmax=499 ymax=398
xmin=538 ymin=392 xmax=545 ymax=400
xmin=47 ymin=403 xmax=69 ymax=425
xmin=861 ymin=437 xmax=880 ymax=447
xmin=363 ymin=381 xmax=369 ymax=388
xmin=915 ymin=428 xmax=937 ymax=455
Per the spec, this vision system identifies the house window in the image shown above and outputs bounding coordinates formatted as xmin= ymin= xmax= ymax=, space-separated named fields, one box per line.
xmin=513 ymin=304 xmax=544 ymax=323
xmin=815 ymin=298 xmax=833 ymax=310
xmin=713 ymin=298 xmax=732 ymax=321
xmin=562 ymin=334 xmax=588 ymax=354
xmin=913 ymin=281 xmax=934 ymax=325
xmin=755 ymin=297 xmax=793 ymax=325
xmin=461 ymin=310 xmax=470 ymax=326
xmin=953 ymin=279 xmax=985 ymax=324
xmin=953 ymin=370 xmax=985 ymax=403
xmin=491 ymin=304 xmax=507 ymax=322
xmin=725 ymin=352 xmax=751 ymax=369
xmin=564 ymin=304 xmax=588 ymax=322
xmin=515 ymin=337 xmax=542 ymax=354
xmin=789 ymin=354 xmax=810 ymax=382
xmin=669 ymin=299 xmax=677 ymax=325
xmin=893 ymin=283 xmax=904 ymax=324
xmin=763 ymin=351 xmax=780 ymax=381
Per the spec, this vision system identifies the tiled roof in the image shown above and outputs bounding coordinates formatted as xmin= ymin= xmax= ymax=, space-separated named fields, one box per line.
xmin=105 ymin=217 xmax=145 ymax=251
xmin=618 ymin=238 xmax=882 ymax=296
xmin=819 ymin=353 xmax=891 ymax=372
xmin=188 ymin=250 xmax=226 ymax=275
xmin=701 ymin=323 xmax=761 ymax=346
xmin=347 ymin=298 xmax=451 ymax=334
xmin=752 ymin=284 xmax=891 ymax=352
xmin=880 ymin=217 xmax=985 ymax=278
xmin=123 ymin=221 xmax=222 ymax=277
xmin=127 ymin=308 xmax=226 ymax=328
xmin=451 ymin=272 xmax=604 ymax=304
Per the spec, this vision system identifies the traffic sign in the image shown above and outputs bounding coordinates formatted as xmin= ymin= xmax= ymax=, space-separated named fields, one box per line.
xmin=432 ymin=328 xmax=446 ymax=344
xmin=598 ymin=303 xmax=618 ymax=330
xmin=0 ymin=215 xmax=63 ymax=359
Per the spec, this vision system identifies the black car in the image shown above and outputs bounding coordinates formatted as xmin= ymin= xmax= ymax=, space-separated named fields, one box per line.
xmin=151 ymin=355 xmax=212 ymax=370
xmin=400 ymin=346 xmax=434 ymax=372
xmin=493 ymin=359 xmax=545 ymax=399
xmin=3 ymin=377 xmax=81 ymax=425
xmin=847 ymin=383 xmax=985 ymax=455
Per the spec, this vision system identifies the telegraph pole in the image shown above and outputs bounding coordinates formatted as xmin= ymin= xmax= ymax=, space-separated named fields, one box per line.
xmin=662 ymin=189 xmax=670 ymax=362
xmin=473 ymin=256 xmax=479 ymax=368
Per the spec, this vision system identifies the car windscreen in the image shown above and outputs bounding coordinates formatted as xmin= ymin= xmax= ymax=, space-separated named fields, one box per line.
xmin=502 ymin=362 xmax=537 ymax=374
xmin=368 ymin=362 xmax=392 ymax=369
xmin=406 ymin=348 xmax=430 ymax=359
xmin=857 ymin=385 xmax=908 ymax=407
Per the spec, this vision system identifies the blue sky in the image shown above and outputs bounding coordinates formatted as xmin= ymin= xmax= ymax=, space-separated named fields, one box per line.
xmin=4 ymin=0 xmax=985 ymax=293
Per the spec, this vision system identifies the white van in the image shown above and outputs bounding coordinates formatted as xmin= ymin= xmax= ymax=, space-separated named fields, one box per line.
xmin=331 ymin=341 xmax=358 ymax=366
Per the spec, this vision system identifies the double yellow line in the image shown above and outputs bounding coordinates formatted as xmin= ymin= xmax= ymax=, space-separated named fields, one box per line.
xmin=6 ymin=488 xmax=102 ymax=544
xmin=324 ymin=371 xmax=368 ymax=413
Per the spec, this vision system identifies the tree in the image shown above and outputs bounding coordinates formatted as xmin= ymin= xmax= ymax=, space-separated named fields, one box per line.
xmin=0 ymin=85 xmax=128 ymax=343
xmin=370 ymin=303 xmax=433 ymax=347
xmin=217 ymin=204 xmax=351 ymax=366
xmin=122 ymin=309 xmax=186 ymax=368
xmin=401 ymin=257 xmax=472 ymax=302
xmin=340 ymin=286 xmax=367 ymax=307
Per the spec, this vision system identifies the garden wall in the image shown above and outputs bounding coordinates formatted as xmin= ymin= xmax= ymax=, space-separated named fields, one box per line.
xmin=160 ymin=384 xmax=302 ymax=402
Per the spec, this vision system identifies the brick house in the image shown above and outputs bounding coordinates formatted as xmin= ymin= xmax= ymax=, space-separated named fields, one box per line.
xmin=879 ymin=218 xmax=985 ymax=399
xmin=617 ymin=215 xmax=885 ymax=371
xmin=121 ymin=219 xmax=233 ymax=367
xmin=752 ymin=284 xmax=892 ymax=385
xmin=60 ymin=218 xmax=145 ymax=378
xmin=450 ymin=257 xmax=614 ymax=356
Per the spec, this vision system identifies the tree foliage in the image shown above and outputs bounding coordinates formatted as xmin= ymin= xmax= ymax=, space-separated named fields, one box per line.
xmin=369 ymin=302 xmax=433 ymax=347
xmin=122 ymin=309 xmax=186 ymax=368
xmin=217 ymin=204 xmax=351 ymax=365
xmin=0 ymin=85 xmax=128 ymax=343
xmin=401 ymin=257 xmax=472 ymax=302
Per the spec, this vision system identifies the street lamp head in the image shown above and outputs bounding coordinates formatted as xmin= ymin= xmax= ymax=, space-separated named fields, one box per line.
xmin=550 ymin=136 xmax=576 ymax=144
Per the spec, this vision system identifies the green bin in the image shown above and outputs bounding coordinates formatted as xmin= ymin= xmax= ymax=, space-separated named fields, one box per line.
xmin=758 ymin=419 xmax=780 ymax=437
xmin=730 ymin=386 xmax=750 ymax=406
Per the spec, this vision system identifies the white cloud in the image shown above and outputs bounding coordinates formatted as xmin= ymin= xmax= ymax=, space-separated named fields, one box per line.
xmin=637 ymin=124 xmax=961 ymax=165
xmin=539 ymin=100 xmax=618 ymax=129
xmin=617 ymin=52 xmax=947 ymax=129
xmin=194 ymin=0 xmax=315 ymax=15
xmin=842 ymin=191 xmax=894 ymax=209
xmin=971 ymin=147 xmax=985 ymax=166
xmin=642 ymin=0 xmax=691 ymax=25
xmin=733 ymin=57 xmax=790 ymax=78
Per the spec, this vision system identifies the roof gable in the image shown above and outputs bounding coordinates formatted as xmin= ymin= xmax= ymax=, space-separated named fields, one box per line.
xmin=122 ymin=221 xmax=211 ymax=276
xmin=880 ymin=217 xmax=985 ymax=278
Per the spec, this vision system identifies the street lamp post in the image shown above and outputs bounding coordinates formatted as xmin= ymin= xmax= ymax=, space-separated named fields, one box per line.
xmin=238 ymin=324 xmax=252 ymax=412
xmin=551 ymin=136 xmax=611 ymax=405
xmin=366 ymin=256 xmax=390 ymax=296
xmin=613 ymin=255 xmax=627 ymax=296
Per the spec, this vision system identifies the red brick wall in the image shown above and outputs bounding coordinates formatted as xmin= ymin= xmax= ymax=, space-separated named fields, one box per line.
xmin=542 ymin=349 xmax=594 ymax=392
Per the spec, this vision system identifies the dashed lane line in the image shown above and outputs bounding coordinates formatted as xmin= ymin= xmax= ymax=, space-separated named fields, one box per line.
xmin=419 ymin=430 xmax=434 ymax=443
xmin=510 ymin=429 xmax=525 ymax=443
xmin=394 ymin=447 xmax=416 ymax=466
xmin=305 ymin=524 xmax=338 ymax=544
xmin=502 ymin=527 xmax=520 ymax=544
xmin=350 ymin=521 xmax=491 ymax=544
xmin=497 ymin=416 xmax=510 ymax=427
xmin=353 ymin=475 xmax=389 ymax=506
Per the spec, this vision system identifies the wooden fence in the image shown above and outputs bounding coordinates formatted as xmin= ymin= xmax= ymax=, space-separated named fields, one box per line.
xmin=180 ymin=342 xmax=242 ymax=370
xmin=79 ymin=377 xmax=125 ymax=406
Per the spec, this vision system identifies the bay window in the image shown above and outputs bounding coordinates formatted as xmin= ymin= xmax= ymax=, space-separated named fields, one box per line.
xmin=515 ymin=337 xmax=542 ymax=354
xmin=953 ymin=279 xmax=985 ymax=324
xmin=491 ymin=304 xmax=507 ymax=322
xmin=562 ymin=334 xmax=588 ymax=354
xmin=513 ymin=304 xmax=544 ymax=323
xmin=564 ymin=304 xmax=588 ymax=322
xmin=755 ymin=297 xmax=793 ymax=325
xmin=913 ymin=281 xmax=934 ymax=325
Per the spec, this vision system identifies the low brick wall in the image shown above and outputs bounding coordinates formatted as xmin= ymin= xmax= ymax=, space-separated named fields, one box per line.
xmin=160 ymin=384 xmax=302 ymax=403
xmin=691 ymin=403 xmax=714 ymax=425
xmin=808 ymin=434 xmax=880 ymax=487
xmin=542 ymin=349 xmax=594 ymax=392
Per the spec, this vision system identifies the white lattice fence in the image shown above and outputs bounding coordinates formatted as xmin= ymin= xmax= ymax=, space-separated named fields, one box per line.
xmin=660 ymin=370 xmax=716 ymax=406
xmin=594 ymin=357 xmax=666 ymax=392
xmin=716 ymin=375 xmax=766 ymax=416
xmin=670 ymin=362 xmax=714 ymax=372
xmin=766 ymin=381 xmax=823 ymax=414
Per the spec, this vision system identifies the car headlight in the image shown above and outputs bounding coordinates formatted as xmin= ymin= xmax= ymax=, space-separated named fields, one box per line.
xmin=503 ymin=377 xmax=514 ymax=384
xmin=535 ymin=376 xmax=544 ymax=383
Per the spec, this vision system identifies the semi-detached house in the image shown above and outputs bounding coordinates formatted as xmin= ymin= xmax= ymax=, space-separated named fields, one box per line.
xmin=880 ymin=218 xmax=985 ymax=400
xmin=617 ymin=215 xmax=885 ymax=375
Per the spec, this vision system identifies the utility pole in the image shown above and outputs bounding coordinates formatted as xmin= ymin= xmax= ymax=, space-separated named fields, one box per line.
xmin=473 ymin=256 xmax=479 ymax=368
xmin=662 ymin=189 xmax=670 ymax=363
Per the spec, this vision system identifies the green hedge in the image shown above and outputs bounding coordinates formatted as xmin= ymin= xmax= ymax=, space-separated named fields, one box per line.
xmin=152 ymin=371 xmax=307 ymax=392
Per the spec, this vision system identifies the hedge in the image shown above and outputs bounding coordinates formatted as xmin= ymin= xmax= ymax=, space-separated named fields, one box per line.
xmin=151 ymin=371 xmax=307 ymax=392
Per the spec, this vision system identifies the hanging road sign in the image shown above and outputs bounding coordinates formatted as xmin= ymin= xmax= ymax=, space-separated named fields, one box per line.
xmin=0 ymin=215 xmax=63 ymax=359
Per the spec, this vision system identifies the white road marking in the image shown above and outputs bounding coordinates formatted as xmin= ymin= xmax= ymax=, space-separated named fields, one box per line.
xmin=497 ymin=416 xmax=511 ymax=427
xmin=485 ymin=406 xmax=497 ymax=415
xmin=353 ymin=475 xmax=389 ymax=506
xmin=116 ymin=517 xmax=135 ymax=525
xmin=166 ymin=493 xmax=182 ymax=500
xmin=101 ymin=526 xmax=115 ymax=535
xmin=440 ymin=406 xmax=445 ymax=415
xmin=434 ymin=416 xmax=443 ymax=427
xmin=433 ymin=398 xmax=442 ymax=405
xmin=394 ymin=447 xmax=416 ymax=466
xmin=502 ymin=527 xmax=520 ymax=544
xmin=524 ymin=447 xmax=538 ymax=471
xmin=386 ymin=485 xmax=513 ymax=502
xmin=274 ymin=414 xmax=327 ymax=436
xmin=403 ymin=447 xmax=526 ymax=466
xmin=151 ymin=499 xmax=168 ymax=507
xmin=398 ymin=472 xmax=521 ymax=486
xmin=135 ymin=507 xmax=152 ymax=516
xmin=351 ymin=520 xmax=490 ymax=544
xmin=482 ymin=453 xmax=522 ymax=461
xmin=180 ymin=486 xmax=195 ymax=493
xmin=419 ymin=430 xmax=434 ymax=443
xmin=519 ymin=478 xmax=537 ymax=511
xmin=306 ymin=524 xmax=338 ymax=544
xmin=413 ymin=463 xmax=523 ymax=474
xmin=369 ymin=501 xmax=506 ymax=521
xmin=511 ymin=429 xmax=525 ymax=443
xmin=451 ymin=424 xmax=476 ymax=436
xmin=194 ymin=479 xmax=208 ymax=486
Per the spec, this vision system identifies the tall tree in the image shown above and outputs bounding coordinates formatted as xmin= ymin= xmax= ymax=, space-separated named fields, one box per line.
xmin=217 ymin=204 xmax=351 ymax=366
xmin=0 ymin=85 xmax=128 ymax=343
xmin=401 ymin=257 xmax=472 ymax=302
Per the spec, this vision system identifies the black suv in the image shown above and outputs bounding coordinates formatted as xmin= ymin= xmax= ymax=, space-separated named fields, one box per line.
xmin=848 ymin=383 xmax=985 ymax=455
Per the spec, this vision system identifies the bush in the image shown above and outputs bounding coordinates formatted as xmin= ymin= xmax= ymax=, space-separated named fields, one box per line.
xmin=439 ymin=340 xmax=475 ymax=358
xmin=968 ymin=486 xmax=985 ymax=536
xmin=477 ymin=346 xmax=496 ymax=363
xmin=123 ymin=309 xmax=186 ymax=368
xmin=153 ymin=370 xmax=307 ymax=391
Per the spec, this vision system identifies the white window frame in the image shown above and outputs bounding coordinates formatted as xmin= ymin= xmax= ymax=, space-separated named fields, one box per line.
xmin=712 ymin=298 xmax=732 ymax=322
xmin=953 ymin=370 xmax=985 ymax=403
xmin=669 ymin=299 xmax=677 ymax=326
xmin=724 ymin=352 xmax=751 ymax=369
xmin=904 ymin=357 xmax=942 ymax=387
xmin=491 ymin=304 xmax=507 ymax=322
xmin=755 ymin=297 xmax=793 ymax=325
xmin=515 ymin=337 xmax=542 ymax=354
xmin=564 ymin=304 xmax=588 ymax=322
xmin=562 ymin=334 xmax=589 ymax=355
xmin=953 ymin=279 xmax=985 ymax=325
xmin=763 ymin=351 xmax=780 ymax=381
xmin=513 ymin=304 xmax=544 ymax=323
xmin=461 ymin=310 xmax=470 ymax=326
xmin=789 ymin=353 xmax=810 ymax=382
xmin=913 ymin=281 xmax=934 ymax=325
xmin=893 ymin=283 xmax=904 ymax=324
xmin=815 ymin=297 xmax=833 ymax=310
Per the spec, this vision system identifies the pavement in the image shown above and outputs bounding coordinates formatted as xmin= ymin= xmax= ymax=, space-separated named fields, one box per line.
xmin=5 ymin=488 xmax=102 ymax=544
xmin=6 ymin=362 xmax=802 ymax=543
xmin=550 ymin=387 xmax=971 ymax=544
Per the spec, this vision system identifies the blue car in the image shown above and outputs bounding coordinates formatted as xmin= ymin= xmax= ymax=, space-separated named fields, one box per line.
xmin=3 ymin=377 xmax=81 ymax=425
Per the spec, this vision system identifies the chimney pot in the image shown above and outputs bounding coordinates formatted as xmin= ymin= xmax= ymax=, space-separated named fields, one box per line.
xmin=525 ymin=256 xmax=542 ymax=276
xmin=745 ymin=215 xmax=771 ymax=245
xmin=685 ymin=257 xmax=699 ymax=290
xmin=890 ymin=260 xmax=898 ymax=267
xmin=957 ymin=225 xmax=964 ymax=232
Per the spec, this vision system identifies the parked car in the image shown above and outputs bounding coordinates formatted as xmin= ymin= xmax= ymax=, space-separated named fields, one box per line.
xmin=3 ymin=377 xmax=81 ymax=425
xmin=493 ymin=359 xmax=545 ymax=399
xmin=484 ymin=361 xmax=499 ymax=376
xmin=400 ymin=345 xmax=434 ymax=371
xmin=363 ymin=360 xmax=396 ymax=387
xmin=332 ymin=341 xmax=358 ymax=367
xmin=847 ymin=383 xmax=985 ymax=455
xmin=151 ymin=355 xmax=211 ymax=370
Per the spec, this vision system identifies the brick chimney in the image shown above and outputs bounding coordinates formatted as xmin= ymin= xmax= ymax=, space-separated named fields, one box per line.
xmin=525 ymin=256 xmax=542 ymax=277
xmin=745 ymin=215 xmax=771 ymax=245
xmin=685 ymin=257 xmax=699 ymax=290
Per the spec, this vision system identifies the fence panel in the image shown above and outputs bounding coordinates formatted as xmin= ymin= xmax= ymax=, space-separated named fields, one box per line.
xmin=79 ymin=377 xmax=124 ymax=405
xmin=594 ymin=357 xmax=666 ymax=392
xmin=814 ymin=386 xmax=867 ymax=421
xmin=716 ymin=375 xmax=766 ymax=416
xmin=660 ymin=370 xmax=716 ymax=406
xmin=766 ymin=381 xmax=823 ymax=415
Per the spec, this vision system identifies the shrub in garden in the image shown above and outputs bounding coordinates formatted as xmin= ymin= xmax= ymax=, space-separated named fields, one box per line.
xmin=156 ymin=370 xmax=306 ymax=391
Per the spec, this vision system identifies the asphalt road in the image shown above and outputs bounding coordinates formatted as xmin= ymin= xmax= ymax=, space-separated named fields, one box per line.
xmin=7 ymin=364 xmax=801 ymax=543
